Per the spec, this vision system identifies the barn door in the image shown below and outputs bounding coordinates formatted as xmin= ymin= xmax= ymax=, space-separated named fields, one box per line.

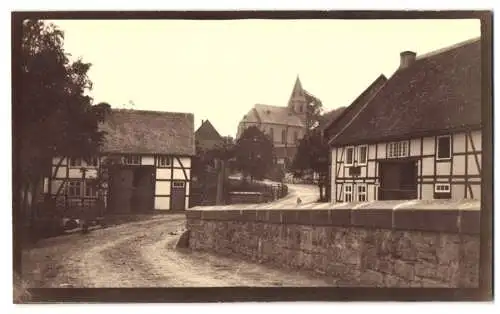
xmin=109 ymin=168 xmax=134 ymax=213
xmin=170 ymin=180 xmax=186 ymax=211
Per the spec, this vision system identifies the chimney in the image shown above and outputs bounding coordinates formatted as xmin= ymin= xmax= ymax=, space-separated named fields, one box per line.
xmin=400 ymin=51 xmax=417 ymax=69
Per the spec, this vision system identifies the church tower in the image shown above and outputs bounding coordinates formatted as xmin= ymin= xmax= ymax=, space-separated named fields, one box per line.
xmin=288 ymin=75 xmax=308 ymax=122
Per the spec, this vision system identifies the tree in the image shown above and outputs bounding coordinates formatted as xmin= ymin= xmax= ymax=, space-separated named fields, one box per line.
xmin=290 ymin=128 xmax=330 ymax=200
xmin=18 ymin=20 xmax=109 ymax=222
xmin=304 ymin=91 xmax=324 ymax=130
xmin=233 ymin=126 xmax=274 ymax=182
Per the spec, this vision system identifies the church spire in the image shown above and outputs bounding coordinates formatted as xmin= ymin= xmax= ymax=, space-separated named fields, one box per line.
xmin=288 ymin=75 xmax=307 ymax=114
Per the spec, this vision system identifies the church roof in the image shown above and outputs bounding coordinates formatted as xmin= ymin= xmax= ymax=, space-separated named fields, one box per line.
xmin=240 ymin=104 xmax=304 ymax=127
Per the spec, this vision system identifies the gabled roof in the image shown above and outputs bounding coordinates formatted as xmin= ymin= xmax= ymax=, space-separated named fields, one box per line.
xmin=323 ymin=74 xmax=388 ymax=140
xmin=99 ymin=109 xmax=195 ymax=156
xmin=241 ymin=104 xmax=304 ymax=127
xmin=195 ymin=120 xmax=224 ymax=151
xmin=328 ymin=37 xmax=481 ymax=146
xmin=195 ymin=120 xmax=222 ymax=141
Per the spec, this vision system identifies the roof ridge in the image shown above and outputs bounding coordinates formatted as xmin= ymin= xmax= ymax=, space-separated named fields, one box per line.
xmin=111 ymin=108 xmax=194 ymax=116
xmin=416 ymin=37 xmax=480 ymax=60
xmin=327 ymin=75 xmax=388 ymax=144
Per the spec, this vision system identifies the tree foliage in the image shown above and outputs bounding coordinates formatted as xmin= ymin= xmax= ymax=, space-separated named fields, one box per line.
xmin=290 ymin=127 xmax=330 ymax=199
xmin=233 ymin=126 xmax=274 ymax=181
xmin=18 ymin=20 xmax=110 ymax=215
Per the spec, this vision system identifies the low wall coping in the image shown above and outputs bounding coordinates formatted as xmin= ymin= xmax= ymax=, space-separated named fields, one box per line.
xmin=186 ymin=201 xmax=481 ymax=235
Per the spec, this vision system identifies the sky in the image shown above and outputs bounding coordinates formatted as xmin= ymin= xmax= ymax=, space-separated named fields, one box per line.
xmin=49 ymin=19 xmax=480 ymax=138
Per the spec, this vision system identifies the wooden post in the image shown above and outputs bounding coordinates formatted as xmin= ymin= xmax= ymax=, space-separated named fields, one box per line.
xmin=215 ymin=159 xmax=225 ymax=205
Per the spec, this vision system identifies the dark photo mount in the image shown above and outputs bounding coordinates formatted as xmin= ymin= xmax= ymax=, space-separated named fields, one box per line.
xmin=11 ymin=10 xmax=493 ymax=303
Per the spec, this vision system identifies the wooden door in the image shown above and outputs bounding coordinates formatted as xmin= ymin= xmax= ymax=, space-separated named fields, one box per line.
xmin=109 ymin=168 xmax=134 ymax=213
xmin=170 ymin=180 xmax=186 ymax=211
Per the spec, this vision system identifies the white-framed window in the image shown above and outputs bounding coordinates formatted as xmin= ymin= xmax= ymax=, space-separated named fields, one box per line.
xmin=357 ymin=184 xmax=367 ymax=202
xmin=387 ymin=141 xmax=409 ymax=158
xmin=358 ymin=145 xmax=368 ymax=165
xmin=344 ymin=184 xmax=353 ymax=202
xmin=435 ymin=183 xmax=451 ymax=193
xmin=281 ymin=129 xmax=286 ymax=144
xmin=345 ymin=146 xmax=354 ymax=166
xmin=68 ymin=181 xmax=82 ymax=197
xmin=158 ymin=156 xmax=171 ymax=167
xmin=124 ymin=155 xmax=141 ymax=165
xmin=69 ymin=158 xmax=82 ymax=167
xmin=436 ymin=135 xmax=452 ymax=160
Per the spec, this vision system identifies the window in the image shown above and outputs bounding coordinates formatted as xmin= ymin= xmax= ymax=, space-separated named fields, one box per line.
xmin=434 ymin=183 xmax=451 ymax=199
xmin=344 ymin=184 xmax=353 ymax=202
xmin=124 ymin=155 xmax=141 ymax=165
xmin=358 ymin=145 xmax=368 ymax=165
xmin=269 ymin=128 xmax=274 ymax=142
xmin=437 ymin=135 xmax=451 ymax=160
xmin=387 ymin=141 xmax=409 ymax=158
xmin=294 ymin=131 xmax=299 ymax=144
xmin=158 ymin=156 xmax=171 ymax=167
xmin=435 ymin=183 xmax=451 ymax=193
xmin=69 ymin=158 xmax=82 ymax=167
xmin=357 ymin=184 xmax=367 ymax=202
xmin=345 ymin=147 xmax=354 ymax=166
xmin=68 ymin=181 xmax=82 ymax=197
xmin=281 ymin=130 xmax=286 ymax=144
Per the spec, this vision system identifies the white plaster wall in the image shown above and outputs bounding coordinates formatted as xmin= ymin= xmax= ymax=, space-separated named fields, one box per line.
xmin=410 ymin=138 xmax=420 ymax=156
xmin=454 ymin=133 xmax=466 ymax=153
xmin=436 ymin=161 xmax=451 ymax=176
xmin=155 ymin=196 xmax=170 ymax=210
xmin=173 ymin=169 xmax=189 ymax=180
xmin=156 ymin=168 xmax=171 ymax=180
xmin=421 ymin=183 xmax=434 ymax=200
xmin=422 ymin=136 xmax=435 ymax=155
xmin=467 ymin=156 xmax=480 ymax=175
xmin=422 ymin=157 xmax=434 ymax=176
xmin=142 ymin=156 xmax=155 ymax=165
xmin=453 ymin=155 xmax=466 ymax=175
xmin=155 ymin=181 xmax=171 ymax=195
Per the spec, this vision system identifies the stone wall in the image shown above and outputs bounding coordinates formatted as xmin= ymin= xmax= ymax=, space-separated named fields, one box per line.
xmin=186 ymin=207 xmax=480 ymax=287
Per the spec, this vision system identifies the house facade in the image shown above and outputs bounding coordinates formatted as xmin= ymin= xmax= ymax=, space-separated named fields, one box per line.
xmin=45 ymin=109 xmax=195 ymax=212
xmin=324 ymin=38 xmax=481 ymax=203
xmin=236 ymin=76 xmax=321 ymax=167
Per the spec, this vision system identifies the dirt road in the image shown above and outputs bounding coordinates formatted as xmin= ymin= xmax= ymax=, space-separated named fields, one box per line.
xmin=21 ymin=214 xmax=335 ymax=287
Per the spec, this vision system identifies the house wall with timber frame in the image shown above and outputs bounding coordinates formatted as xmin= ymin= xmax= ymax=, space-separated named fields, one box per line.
xmin=45 ymin=154 xmax=192 ymax=211
xmin=330 ymin=129 xmax=481 ymax=203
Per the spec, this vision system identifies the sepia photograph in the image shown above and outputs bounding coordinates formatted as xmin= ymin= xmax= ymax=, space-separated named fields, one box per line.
xmin=11 ymin=10 xmax=493 ymax=303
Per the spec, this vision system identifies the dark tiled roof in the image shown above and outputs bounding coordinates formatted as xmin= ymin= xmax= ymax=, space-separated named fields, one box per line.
xmin=195 ymin=120 xmax=224 ymax=151
xmin=99 ymin=109 xmax=195 ymax=156
xmin=241 ymin=104 xmax=304 ymax=127
xmin=323 ymin=74 xmax=388 ymax=140
xmin=328 ymin=38 xmax=481 ymax=146
xmin=318 ymin=106 xmax=348 ymax=133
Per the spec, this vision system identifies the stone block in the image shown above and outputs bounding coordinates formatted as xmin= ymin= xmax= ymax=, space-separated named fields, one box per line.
xmin=329 ymin=209 xmax=351 ymax=226
xmin=309 ymin=210 xmax=330 ymax=226
xmin=460 ymin=210 xmax=480 ymax=234
xmin=414 ymin=260 xmax=438 ymax=279
xmin=351 ymin=209 xmax=393 ymax=229
xmin=394 ymin=259 xmax=416 ymax=281
xmin=359 ymin=269 xmax=385 ymax=287
xmin=394 ymin=210 xmax=460 ymax=233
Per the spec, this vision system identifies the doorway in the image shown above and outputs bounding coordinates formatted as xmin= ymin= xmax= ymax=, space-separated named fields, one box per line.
xmin=378 ymin=159 xmax=418 ymax=200
xmin=108 ymin=166 xmax=155 ymax=213
xmin=171 ymin=180 xmax=186 ymax=211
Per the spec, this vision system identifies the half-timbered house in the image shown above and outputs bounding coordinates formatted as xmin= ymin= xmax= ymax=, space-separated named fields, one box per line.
xmin=323 ymin=37 xmax=481 ymax=203
xmin=45 ymin=109 xmax=195 ymax=213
